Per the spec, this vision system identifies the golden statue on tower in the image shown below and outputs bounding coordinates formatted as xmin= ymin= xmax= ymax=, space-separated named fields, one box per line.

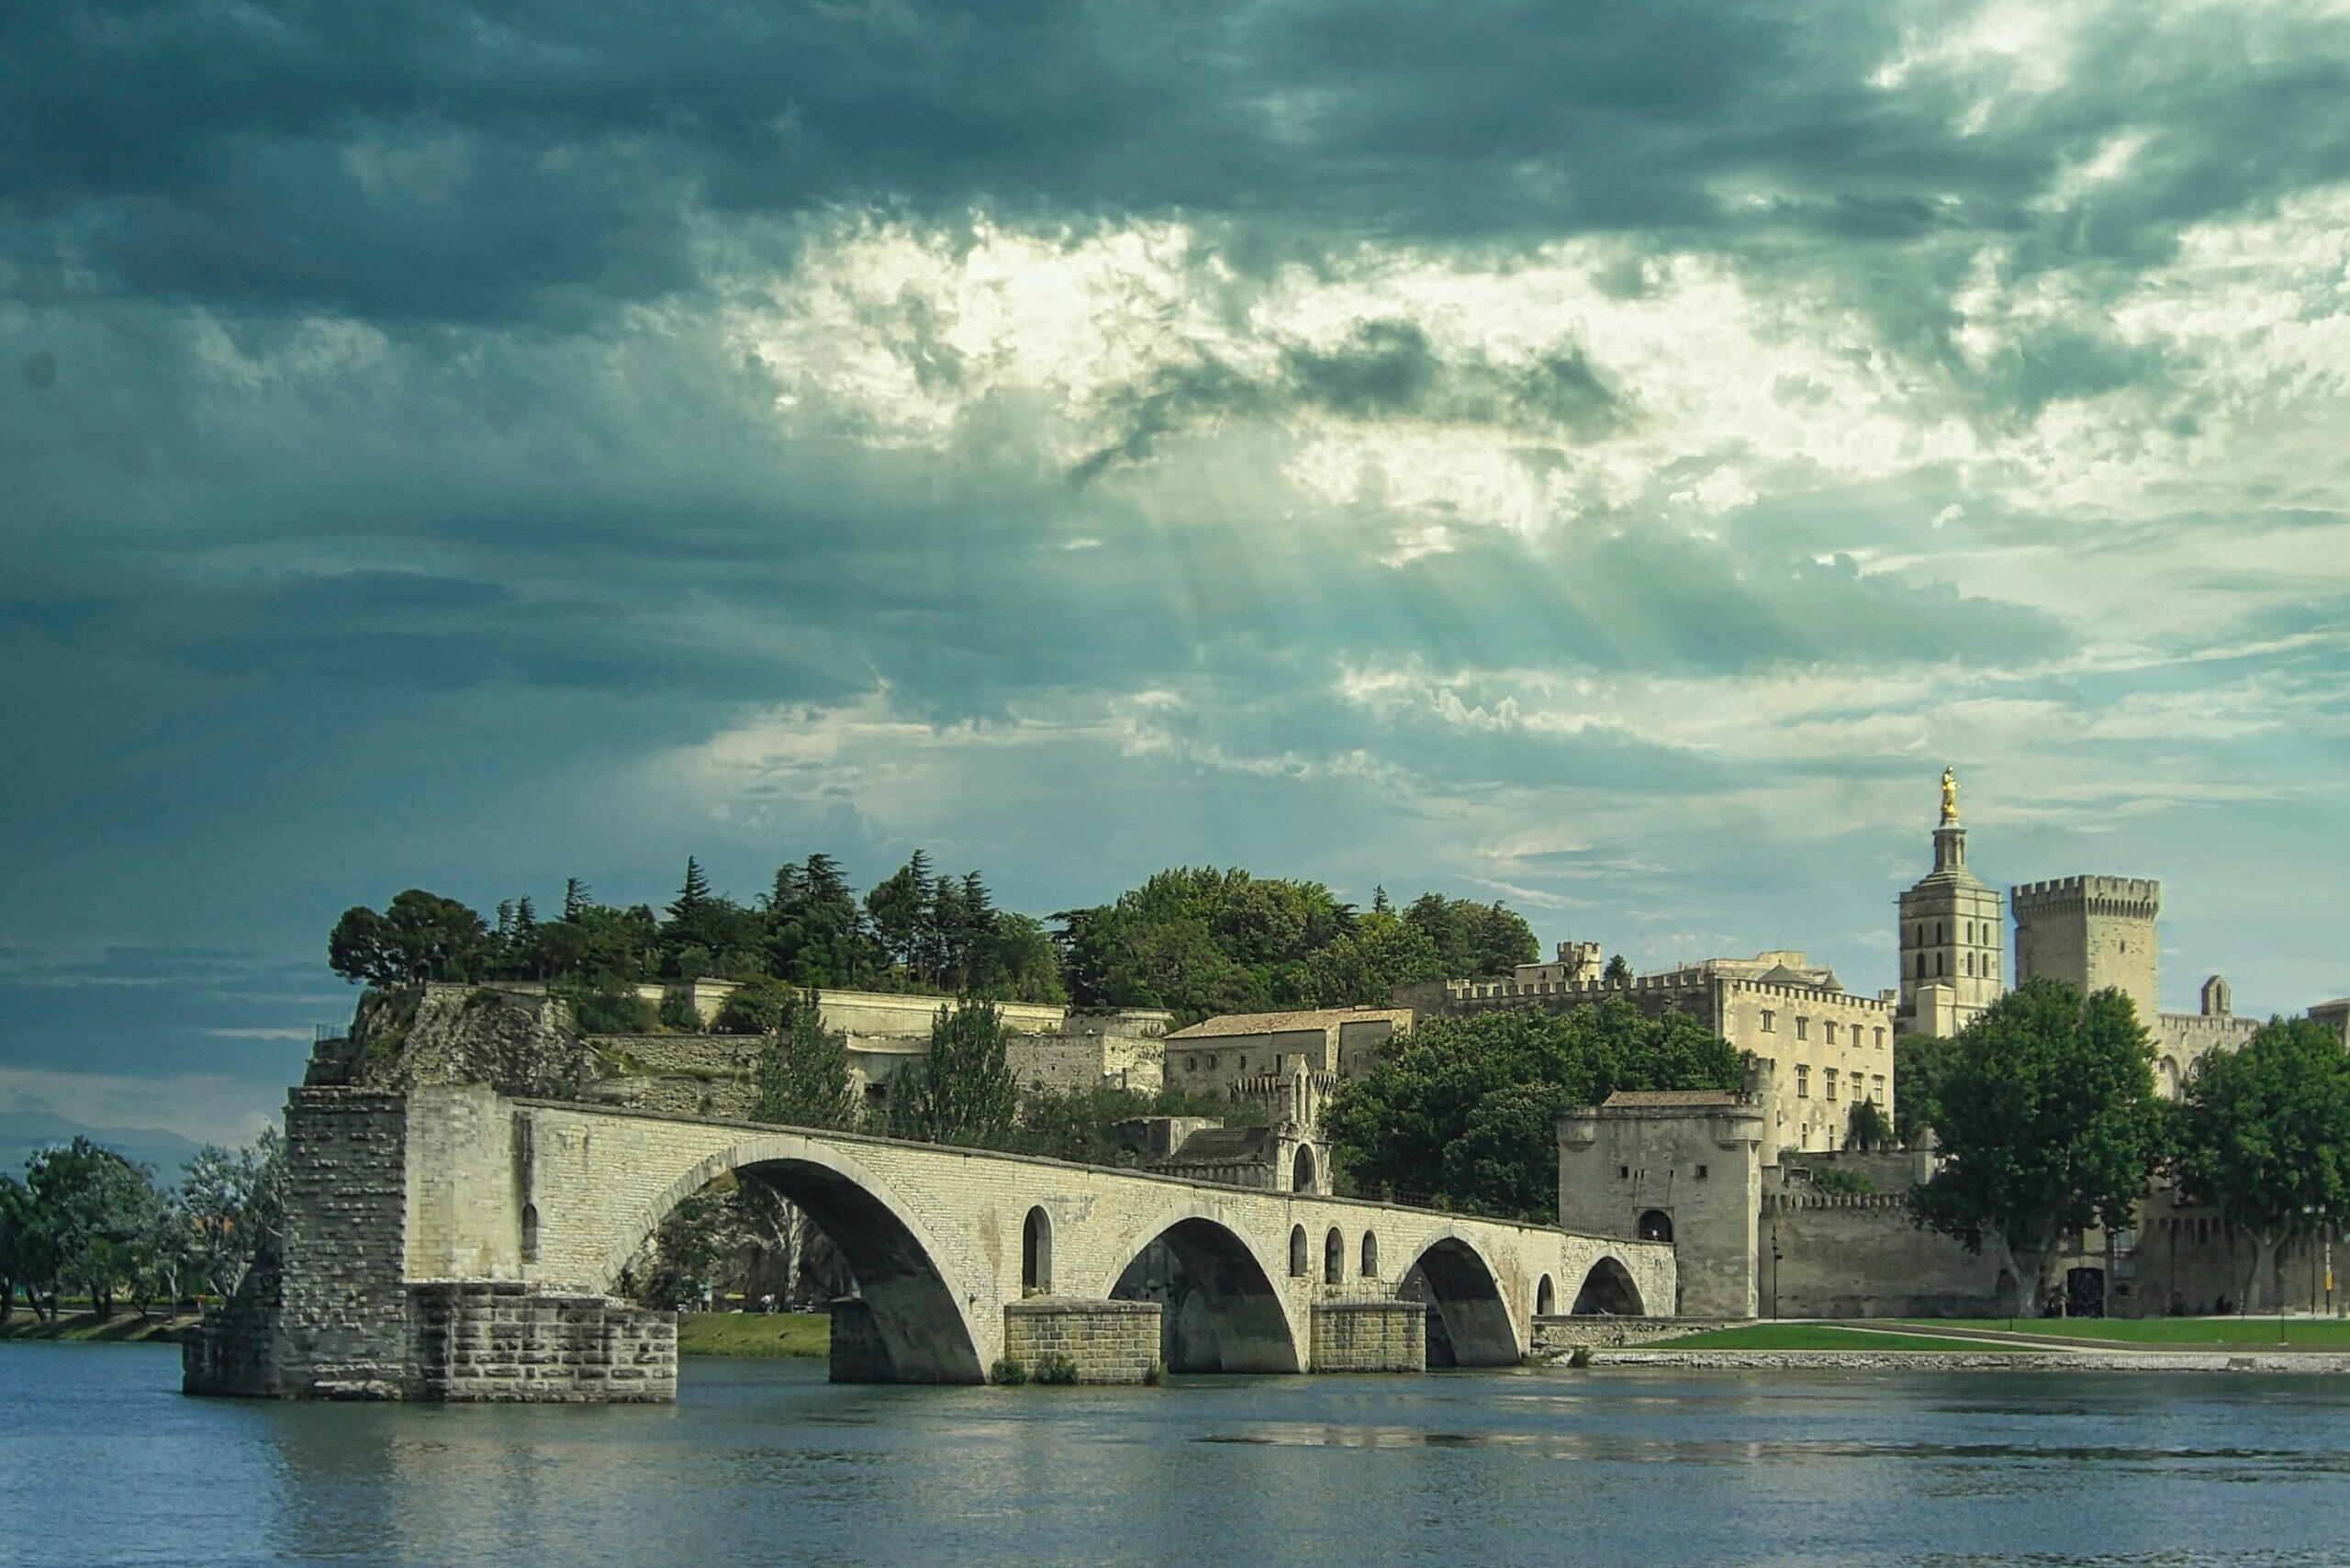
xmin=1941 ymin=766 xmax=1959 ymax=824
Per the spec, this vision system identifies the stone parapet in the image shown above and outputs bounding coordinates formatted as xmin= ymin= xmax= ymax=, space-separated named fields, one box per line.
xmin=1001 ymin=1297 xmax=1162 ymax=1383
xmin=1530 ymin=1315 xmax=1731 ymax=1353
xmin=1309 ymin=1298 xmax=1427 ymax=1372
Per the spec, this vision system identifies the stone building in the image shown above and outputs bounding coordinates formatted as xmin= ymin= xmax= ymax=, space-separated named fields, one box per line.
xmin=1400 ymin=946 xmax=1893 ymax=1158
xmin=1556 ymin=1064 xmax=1772 ymax=1317
xmin=1160 ymin=1006 xmax=1413 ymax=1097
xmin=1894 ymin=772 xmax=2005 ymax=1037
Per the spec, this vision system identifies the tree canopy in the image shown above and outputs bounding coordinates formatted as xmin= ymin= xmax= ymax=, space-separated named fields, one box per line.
xmin=1908 ymin=980 xmax=2164 ymax=1313
xmin=1321 ymin=999 xmax=1745 ymax=1222
xmin=326 ymin=860 xmax=1543 ymax=1027
xmin=890 ymin=998 xmax=1020 ymax=1149
xmin=2175 ymin=1014 xmax=2350 ymax=1311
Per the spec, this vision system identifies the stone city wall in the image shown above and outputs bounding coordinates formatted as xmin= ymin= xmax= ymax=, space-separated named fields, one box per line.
xmin=1762 ymin=1192 xmax=2002 ymax=1318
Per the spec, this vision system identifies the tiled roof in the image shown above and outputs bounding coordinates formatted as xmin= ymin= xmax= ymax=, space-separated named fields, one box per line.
xmin=1151 ymin=1126 xmax=1273 ymax=1165
xmin=1166 ymin=1007 xmax=1413 ymax=1040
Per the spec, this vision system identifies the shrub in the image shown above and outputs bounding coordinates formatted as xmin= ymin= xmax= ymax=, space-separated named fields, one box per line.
xmin=989 ymin=1354 xmax=1028 ymax=1385
xmin=559 ymin=979 xmax=656 ymax=1035
xmin=1568 ymin=1346 xmax=1594 ymax=1369
xmin=1144 ymin=1361 xmax=1167 ymax=1386
xmin=657 ymin=989 xmax=703 ymax=1033
xmin=1032 ymin=1353 xmax=1080 ymax=1385
xmin=713 ymin=977 xmax=798 ymax=1036
xmin=1811 ymin=1166 xmax=1876 ymax=1197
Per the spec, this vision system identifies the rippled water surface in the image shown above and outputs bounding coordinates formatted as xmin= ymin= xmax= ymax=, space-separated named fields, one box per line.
xmin=6 ymin=1343 xmax=2350 ymax=1566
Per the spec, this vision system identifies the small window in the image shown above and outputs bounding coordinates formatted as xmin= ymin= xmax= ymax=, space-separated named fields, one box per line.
xmin=1619 ymin=1164 xmax=1630 ymax=1179
xmin=1289 ymin=1225 xmax=1309 ymax=1278
xmin=1916 ymin=954 xmax=1926 ymax=979
xmin=1761 ymin=1009 xmax=1776 ymax=1033
xmin=1238 ymin=1055 xmax=1248 ymax=1072
xmin=1874 ymin=1028 xmax=1886 ymax=1047
xmin=520 ymin=1204 xmax=540 ymax=1264
xmin=1935 ymin=953 xmax=1944 ymax=977
xmin=1695 ymin=1165 xmax=1708 ymax=1181
xmin=1873 ymin=1074 xmax=1886 ymax=1097
xmin=1824 ymin=1021 xmax=1837 ymax=1046
xmin=1826 ymin=1069 xmax=1839 ymax=1101
xmin=1796 ymin=1017 xmax=1809 ymax=1041
xmin=1796 ymin=1067 xmax=1810 ymax=1098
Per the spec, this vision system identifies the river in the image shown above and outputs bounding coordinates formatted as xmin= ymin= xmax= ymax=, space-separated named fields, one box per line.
xmin=5 ymin=1343 xmax=2347 ymax=1566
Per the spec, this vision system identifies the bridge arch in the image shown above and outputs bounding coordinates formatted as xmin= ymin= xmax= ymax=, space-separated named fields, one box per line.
xmin=1096 ymin=1201 xmax=1304 ymax=1374
xmin=1397 ymin=1228 xmax=1522 ymax=1367
xmin=597 ymin=1133 xmax=987 ymax=1384
xmin=1570 ymin=1253 xmax=1647 ymax=1316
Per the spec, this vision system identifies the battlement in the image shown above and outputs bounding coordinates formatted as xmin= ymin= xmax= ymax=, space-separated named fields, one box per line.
xmin=1720 ymin=977 xmax=1891 ymax=1013
xmin=2010 ymin=876 xmax=2162 ymax=916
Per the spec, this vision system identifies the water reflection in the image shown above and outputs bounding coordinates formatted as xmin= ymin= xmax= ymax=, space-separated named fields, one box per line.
xmin=6 ymin=1345 xmax=2350 ymax=1567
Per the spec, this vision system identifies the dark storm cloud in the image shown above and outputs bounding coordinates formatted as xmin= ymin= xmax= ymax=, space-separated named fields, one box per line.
xmin=1072 ymin=319 xmax=1627 ymax=479
xmin=9 ymin=0 xmax=2346 ymax=323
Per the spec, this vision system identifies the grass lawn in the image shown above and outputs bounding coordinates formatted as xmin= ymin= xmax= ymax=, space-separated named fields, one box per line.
xmin=0 ymin=1311 xmax=195 ymax=1345
xmin=1640 ymin=1324 xmax=2039 ymax=1353
xmin=676 ymin=1311 xmax=831 ymax=1358
xmin=1890 ymin=1316 xmax=2350 ymax=1347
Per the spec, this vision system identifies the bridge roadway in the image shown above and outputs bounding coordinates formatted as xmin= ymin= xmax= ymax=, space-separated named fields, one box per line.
xmin=192 ymin=1085 xmax=1674 ymax=1398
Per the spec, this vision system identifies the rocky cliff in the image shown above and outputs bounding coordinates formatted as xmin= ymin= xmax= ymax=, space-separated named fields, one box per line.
xmin=308 ymin=984 xmax=597 ymax=1099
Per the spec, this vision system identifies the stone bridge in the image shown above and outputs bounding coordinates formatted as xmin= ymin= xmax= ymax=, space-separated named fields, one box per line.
xmin=185 ymin=1085 xmax=1673 ymax=1400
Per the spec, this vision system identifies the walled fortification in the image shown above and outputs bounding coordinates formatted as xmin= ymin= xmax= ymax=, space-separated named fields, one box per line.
xmin=1760 ymin=1191 xmax=2003 ymax=1318
xmin=2012 ymin=876 xmax=2162 ymax=1023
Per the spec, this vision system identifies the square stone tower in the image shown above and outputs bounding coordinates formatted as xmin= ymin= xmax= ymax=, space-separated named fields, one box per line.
xmin=1895 ymin=771 xmax=2004 ymax=1036
xmin=2009 ymin=876 xmax=2162 ymax=1023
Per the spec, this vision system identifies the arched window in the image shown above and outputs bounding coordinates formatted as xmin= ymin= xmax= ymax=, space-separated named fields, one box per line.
xmin=1536 ymin=1274 xmax=1557 ymax=1316
xmin=1360 ymin=1231 xmax=1380 ymax=1279
xmin=1638 ymin=1209 xmax=1673 ymax=1244
xmin=1289 ymin=1225 xmax=1309 ymax=1277
xmin=1935 ymin=952 xmax=1944 ymax=976
xmin=1324 ymin=1227 xmax=1344 ymax=1285
xmin=1292 ymin=1147 xmax=1318 ymax=1194
xmin=520 ymin=1203 xmax=540 ymax=1264
xmin=1022 ymin=1205 xmax=1053 ymax=1294
xmin=1936 ymin=922 xmax=1944 ymax=945
xmin=1964 ymin=952 xmax=1974 ymax=977
xmin=1916 ymin=954 xmax=1926 ymax=978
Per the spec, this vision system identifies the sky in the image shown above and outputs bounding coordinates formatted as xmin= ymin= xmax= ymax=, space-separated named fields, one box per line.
xmin=5 ymin=0 xmax=2349 ymax=1150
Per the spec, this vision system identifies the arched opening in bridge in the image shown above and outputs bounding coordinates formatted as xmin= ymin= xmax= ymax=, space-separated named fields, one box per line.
xmin=1023 ymin=1206 xmax=1053 ymax=1295
xmin=1360 ymin=1230 xmax=1380 ymax=1280
xmin=1571 ymin=1256 xmax=1645 ymax=1316
xmin=1536 ymin=1274 xmax=1555 ymax=1316
xmin=1637 ymin=1208 xmax=1673 ymax=1244
xmin=1110 ymin=1217 xmax=1303 ymax=1373
xmin=1398 ymin=1238 xmax=1518 ymax=1368
xmin=1324 ymin=1226 xmax=1344 ymax=1285
xmin=1289 ymin=1225 xmax=1309 ymax=1277
xmin=1292 ymin=1148 xmax=1318 ymax=1194
xmin=621 ymin=1159 xmax=983 ymax=1385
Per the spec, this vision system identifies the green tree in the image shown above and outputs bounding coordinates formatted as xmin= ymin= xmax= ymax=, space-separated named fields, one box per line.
xmin=668 ymin=857 xmax=713 ymax=931
xmin=1603 ymin=953 xmax=1633 ymax=986
xmin=327 ymin=890 xmax=492 ymax=987
xmin=753 ymin=991 xmax=860 ymax=1131
xmin=1296 ymin=910 xmax=1442 ymax=1006
xmin=763 ymin=854 xmax=874 ymax=988
xmin=26 ymin=1138 xmax=163 ymax=1320
xmin=865 ymin=852 xmax=934 ymax=977
xmin=1322 ymin=1000 xmax=1743 ymax=1220
xmin=1893 ymin=1033 xmax=1959 ymax=1147
xmin=2176 ymin=1015 xmax=2350 ymax=1313
xmin=0 ymin=1173 xmax=60 ymax=1322
xmin=892 ymin=998 xmax=1019 ymax=1148
xmin=1847 ymin=1097 xmax=1894 ymax=1153
xmin=1401 ymin=893 xmax=1539 ymax=978
xmin=1908 ymin=980 xmax=2163 ymax=1315
xmin=178 ymin=1131 xmax=285 ymax=1302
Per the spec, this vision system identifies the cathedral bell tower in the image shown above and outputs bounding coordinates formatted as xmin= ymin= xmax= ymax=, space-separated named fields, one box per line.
xmin=1895 ymin=768 xmax=2005 ymax=1036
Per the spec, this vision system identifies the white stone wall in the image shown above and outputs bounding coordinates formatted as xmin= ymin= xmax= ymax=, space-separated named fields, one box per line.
xmin=1717 ymin=980 xmax=1895 ymax=1156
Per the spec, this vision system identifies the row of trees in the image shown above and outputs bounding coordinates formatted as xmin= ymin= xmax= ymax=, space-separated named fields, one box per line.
xmin=1322 ymin=1000 xmax=1746 ymax=1222
xmin=328 ymin=861 xmax=1542 ymax=1026
xmin=1901 ymin=980 xmax=2350 ymax=1314
xmin=0 ymin=1134 xmax=285 ymax=1322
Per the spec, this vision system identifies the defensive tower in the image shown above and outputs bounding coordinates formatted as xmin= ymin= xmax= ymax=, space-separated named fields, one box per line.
xmin=2009 ymin=875 xmax=2161 ymax=1023
xmin=1895 ymin=767 xmax=2004 ymax=1036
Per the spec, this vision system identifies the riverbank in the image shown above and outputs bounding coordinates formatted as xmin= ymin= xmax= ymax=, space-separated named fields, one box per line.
xmin=675 ymin=1311 xmax=829 ymax=1358
xmin=1596 ymin=1348 xmax=2350 ymax=1372
xmin=0 ymin=1311 xmax=196 ymax=1345
xmin=1584 ymin=1318 xmax=2350 ymax=1372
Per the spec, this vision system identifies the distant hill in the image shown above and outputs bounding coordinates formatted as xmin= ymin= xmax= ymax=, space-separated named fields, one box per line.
xmin=0 ymin=1111 xmax=207 ymax=1182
